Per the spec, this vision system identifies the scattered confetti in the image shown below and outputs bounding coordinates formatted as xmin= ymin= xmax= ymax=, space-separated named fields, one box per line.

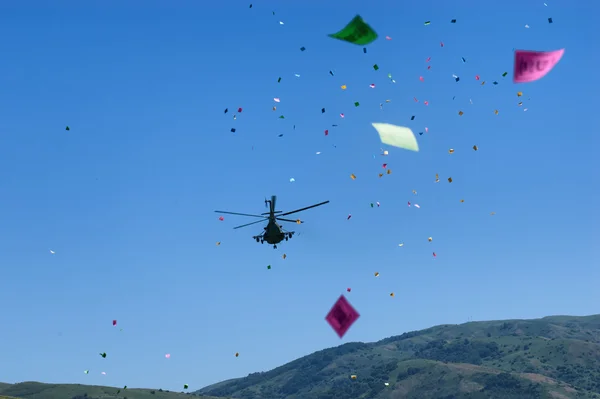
xmin=165 ymin=354 xmax=170 ymax=359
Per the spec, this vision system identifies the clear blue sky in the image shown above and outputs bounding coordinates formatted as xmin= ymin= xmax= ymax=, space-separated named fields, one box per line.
xmin=0 ymin=0 xmax=597 ymax=393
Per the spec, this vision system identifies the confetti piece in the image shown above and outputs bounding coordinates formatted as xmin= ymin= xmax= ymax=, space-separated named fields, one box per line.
xmin=428 ymin=237 xmax=433 ymax=242
xmin=267 ymin=265 xmax=271 ymax=269
xmin=424 ymin=21 xmax=431 ymax=25
xmin=449 ymin=149 xmax=454 ymax=154
xmin=84 ymin=370 xmax=89 ymax=374
xmin=372 ymin=123 xmax=419 ymax=152
xmin=495 ymin=110 xmax=499 ymax=115
xmin=513 ymin=49 xmax=564 ymax=83
xmin=50 ymin=250 xmax=55 ymax=254
xmin=373 ymin=64 xmax=379 ymax=70
xmin=100 ymin=352 xmax=106 ymax=358
xmin=322 ymin=108 xmax=326 ymax=113
xmin=112 ymin=320 xmax=117 ymax=326
xmin=216 ymin=242 xmax=221 ymax=246
xmin=350 ymin=174 xmax=356 ymax=180
xmin=414 ymin=204 xmax=420 ymax=208
xmin=351 ymin=375 xmax=358 ymax=380
xmin=390 ymin=293 xmax=395 ymax=297
xmin=435 ymin=173 xmax=440 ymax=183
xmin=448 ymin=177 xmax=453 ymax=183
xmin=277 ymin=77 xmax=281 ymax=83
xmin=273 ymin=97 xmax=280 ymax=102
xmin=325 ymin=295 xmax=360 ymax=338
xmin=282 ymin=254 xmax=287 ymax=260
xmin=460 ymin=199 xmax=465 ymax=203
xmin=347 ymin=214 xmax=352 ymax=220
xmin=328 ymin=15 xmax=378 ymax=46
xmin=490 ymin=212 xmax=496 ymax=216
xmin=386 ymin=169 xmax=391 ymax=175
xmin=184 ymin=384 xmax=189 ymax=389
xmin=219 ymin=216 xmax=224 ymax=221
xmin=517 ymin=91 xmax=523 ymax=97
xmin=300 ymin=47 xmax=306 ymax=51
xmin=374 ymin=272 xmax=380 ymax=277
xmin=235 ymin=352 xmax=239 ymax=357
xmin=289 ymin=178 xmax=295 ymax=182
xmin=473 ymin=145 xmax=478 ymax=151
xmin=502 ymin=72 xmax=508 ymax=77
xmin=65 ymin=126 xmax=70 ymax=131
xmin=419 ymin=76 xmax=424 ymax=82
xmin=340 ymin=113 xmax=345 ymax=118
xmin=451 ymin=19 xmax=457 ymax=23
xmin=165 ymin=354 xmax=171 ymax=359
xmin=347 ymin=287 xmax=351 ymax=292
xmin=548 ymin=17 xmax=553 ymax=23
xmin=461 ymin=57 xmax=466 ymax=63
xmin=458 ymin=111 xmax=464 ymax=116
xmin=369 ymin=83 xmax=375 ymax=88
xmin=398 ymin=243 xmax=404 ymax=247
xmin=230 ymin=128 xmax=236 ymax=133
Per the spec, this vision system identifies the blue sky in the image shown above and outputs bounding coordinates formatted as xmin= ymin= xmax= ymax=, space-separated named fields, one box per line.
xmin=0 ymin=0 xmax=598 ymax=393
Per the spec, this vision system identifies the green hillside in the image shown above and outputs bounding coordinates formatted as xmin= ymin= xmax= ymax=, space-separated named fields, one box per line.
xmin=4 ymin=314 xmax=600 ymax=399
xmin=196 ymin=314 xmax=600 ymax=399
xmin=0 ymin=382 xmax=227 ymax=399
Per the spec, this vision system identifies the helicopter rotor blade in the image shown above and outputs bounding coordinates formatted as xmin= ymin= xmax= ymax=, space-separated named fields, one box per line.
xmin=215 ymin=210 xmax=267 ymax=218
xmin=279 ymin=200 xmax=330 ymax=217
xmin=271 ymin=195 xmax=276 ymax=214
xmin=276 ymin=217 xmax=304 ymax=224
xmin=233 ymin=219 xmax=266 ymax=229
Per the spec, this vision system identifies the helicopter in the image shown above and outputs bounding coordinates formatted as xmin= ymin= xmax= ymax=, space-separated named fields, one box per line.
xmin=215 ymin=195 xmax=329 ymax=249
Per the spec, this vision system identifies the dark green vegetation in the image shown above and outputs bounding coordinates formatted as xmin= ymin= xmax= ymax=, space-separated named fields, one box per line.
xmin=196 ymin=314 xmax=600 ymax=399
xmin=0 ymin=382 xmax=227 ymax=399
xmin=5 ymin=315 xmax=600 ymax=399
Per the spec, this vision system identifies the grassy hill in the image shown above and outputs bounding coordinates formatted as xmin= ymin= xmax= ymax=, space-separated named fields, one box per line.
xmin=195 ymin=314 xmax=600 ymax=399
xmin=4 ymin=314 xmax=600 ymax=399
xmin=0 ymin=381 xmax=227 ymax=399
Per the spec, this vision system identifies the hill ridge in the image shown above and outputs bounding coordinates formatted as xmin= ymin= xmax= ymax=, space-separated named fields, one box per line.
xmin=3 ymin=314 xmax=600 ymax=399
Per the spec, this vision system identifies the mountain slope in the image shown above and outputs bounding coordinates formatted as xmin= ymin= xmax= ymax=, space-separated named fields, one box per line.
xmin=0 ymin=382 xmax=228 ymax=399
xmin=196 ymin=314 xmax=600 ymax=399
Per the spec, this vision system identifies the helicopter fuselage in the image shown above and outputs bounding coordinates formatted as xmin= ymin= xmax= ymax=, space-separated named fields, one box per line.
xmin=263 ymin=218 xmax=285 ymax=244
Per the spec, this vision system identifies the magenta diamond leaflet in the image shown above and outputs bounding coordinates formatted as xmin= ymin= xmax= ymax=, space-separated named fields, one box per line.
xmin=325 ymin=295 xmax=360 ymax=338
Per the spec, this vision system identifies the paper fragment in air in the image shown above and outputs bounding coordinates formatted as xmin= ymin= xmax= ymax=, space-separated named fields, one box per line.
xmin=371 ymin=123 xmax=419 ymax=152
